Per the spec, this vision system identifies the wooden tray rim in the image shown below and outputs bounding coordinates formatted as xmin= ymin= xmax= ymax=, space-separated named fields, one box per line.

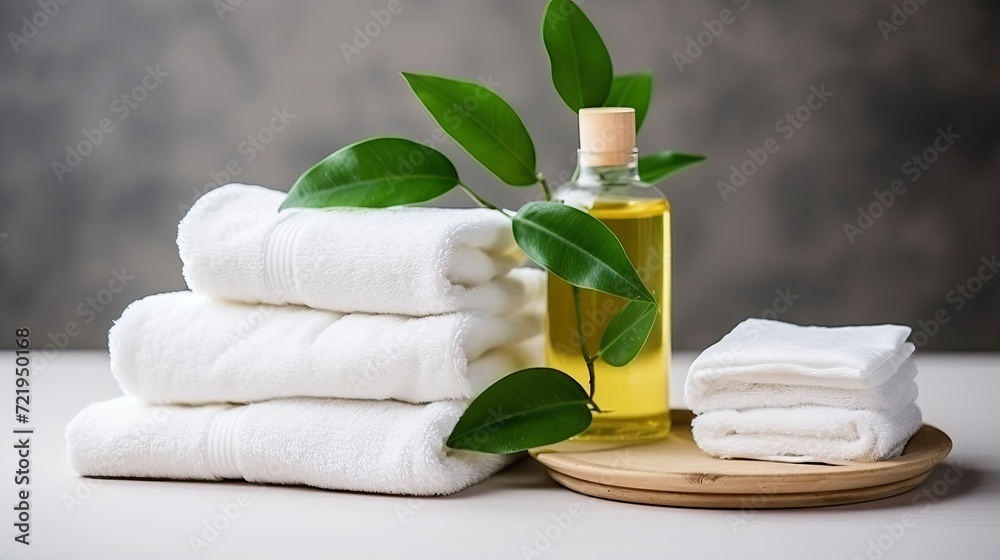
xmin=534 ymin=410 xmax=952 ymax=495
xmin=546 ymin=467 xmax=935 ymax=509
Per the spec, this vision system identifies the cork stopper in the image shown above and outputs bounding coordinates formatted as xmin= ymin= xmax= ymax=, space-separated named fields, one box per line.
xmin=578 ymin=107 xmax=636 ymax=166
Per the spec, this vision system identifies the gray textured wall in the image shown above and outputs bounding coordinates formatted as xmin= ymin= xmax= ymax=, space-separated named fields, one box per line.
xmin=1 ymin=0 xmax=998 ymax=351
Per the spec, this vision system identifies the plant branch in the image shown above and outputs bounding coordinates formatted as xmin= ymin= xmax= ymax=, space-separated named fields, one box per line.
xmin=587 ymin=396 xmax=602 ymax=413
xmin=458 ymin=181 xmax=509 ymax=218
xmin=571 ymin=285 xmax=598 ymax=402
xmin=536 ymin=173 xmax=553 ymax=201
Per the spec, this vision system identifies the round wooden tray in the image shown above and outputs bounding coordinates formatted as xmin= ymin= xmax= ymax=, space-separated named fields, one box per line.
xmin=532 ymin=410 xmax=952 ymax=509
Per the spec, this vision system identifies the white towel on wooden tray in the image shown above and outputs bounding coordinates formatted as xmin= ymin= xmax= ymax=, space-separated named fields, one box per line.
xmin=685 ymin=319 xmax=914 ymax=398
xmin=688 ymin=355 xmax=919 ymax=415
xmin=684 ymin=319 xmax=921 ymax=464
xmin=690 ymin=402 xmax=923 ymax=464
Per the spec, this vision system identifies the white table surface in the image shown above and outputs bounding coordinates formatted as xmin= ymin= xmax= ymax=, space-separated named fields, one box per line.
xmin=3 ymin=350 xmax=998 ymax=560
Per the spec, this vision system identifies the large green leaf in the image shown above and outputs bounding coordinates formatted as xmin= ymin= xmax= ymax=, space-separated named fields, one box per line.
xmin=447 ymin=368 xmax=592 ymax=453
xmin=280 ymin=137 xmax=458 ymax=210
xmin=605 ymin=72 xmax=653 ymax=131
xmin=638 ymin=151 xmax=706 ymax=185
xmin=541 ymin=0 xmax=613 ymax=112
xmin=401 ymin=72 xmax=537 ymax=186
xmin=599 ymin=300 xmax=658 ymax=367
xmin=513 ymin=201 xmax=655 ymax=303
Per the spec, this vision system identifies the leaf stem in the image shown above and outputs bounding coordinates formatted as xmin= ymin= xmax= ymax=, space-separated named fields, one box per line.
xmin=587 ymin=397 xmax=602 ymax=413
xmin=458 ymin=181 xmax=509 ymax=218
xmin=536 ymin=173 xmax=553 ymax=201
xmin=571 ymin=285 xmax=598 ymax=402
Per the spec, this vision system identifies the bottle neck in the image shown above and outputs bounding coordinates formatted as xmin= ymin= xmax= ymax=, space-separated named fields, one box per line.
xmin=573 ymin=149 xmax=641 ymax=187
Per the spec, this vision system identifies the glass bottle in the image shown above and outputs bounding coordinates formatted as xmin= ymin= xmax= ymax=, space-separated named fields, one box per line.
xmin=546 ymin=107 xmax=671 ymax=441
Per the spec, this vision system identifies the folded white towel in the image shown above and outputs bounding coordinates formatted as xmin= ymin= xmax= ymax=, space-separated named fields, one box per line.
xmin=110 ymin=291 xmax=544 ymax=405
xmin=685 ymin=319 xmax=914 ymax=397
xmin=687 ymin=354 xmax=918 ymax=415
xmin=178 ymin=183 xmax=532 ymax=316
xmin=684 ymin=320 xmax=923 ymax=463
xmin=691 ymin=402 xmax=923 ymax=464
xmin=66 ymin=396 xmax=513 ymax=496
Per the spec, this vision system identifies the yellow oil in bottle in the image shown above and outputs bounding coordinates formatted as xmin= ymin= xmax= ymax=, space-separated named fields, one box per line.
xmin=545 ymin=198 xmax=671 ymax=441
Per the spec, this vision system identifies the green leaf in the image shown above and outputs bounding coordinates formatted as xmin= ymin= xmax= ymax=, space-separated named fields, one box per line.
xmin=599 ymin=300 xmax=658 ymax=367
xmin=541 ymin=0 xmax=613 ymax=112
xmin=280 ymin=137 xmax=458 ymax=210
xmin=638 ymin=151 xmax=706 ymax=185
xmin=605 ymin=72 xmax=653 ymax=131
xmin=401 ymin=72 xmax=537 ymax=186
xmin=513 ymin=201 xmax=656 ymax=303
xmin=447 ymin=367 xmax=592 ymax=453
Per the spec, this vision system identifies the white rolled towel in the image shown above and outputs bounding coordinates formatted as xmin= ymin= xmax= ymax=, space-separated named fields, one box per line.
xmin=691 ymin=402 xmax=923 ymax=464
xmin=110 ymin=290 xmax=544 ymax=405
xmin=178 ymin=183 xmax=531 ymax=316
xmin=66 ymin=397 xmax=513 ymax=496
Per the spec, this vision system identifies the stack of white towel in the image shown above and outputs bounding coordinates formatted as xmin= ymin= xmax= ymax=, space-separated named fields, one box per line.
xmin=684 ymin=319 xmax=922 ymax=464
xmin=66 ymin=184 xmax=546 ymax=495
